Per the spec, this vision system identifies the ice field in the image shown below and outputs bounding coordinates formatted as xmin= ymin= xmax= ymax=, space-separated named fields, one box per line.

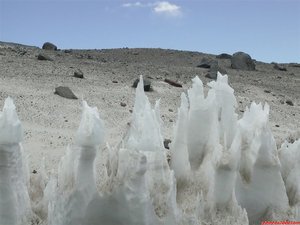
xmin=0 ymin=73 xmax=299 ymax=225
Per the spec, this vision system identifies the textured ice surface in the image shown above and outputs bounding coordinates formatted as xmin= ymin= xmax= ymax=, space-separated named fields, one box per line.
xmin=0 ymin=74 xmax=299 ymax=225
xmin=0 ymin=98 xmax=31 ymax=225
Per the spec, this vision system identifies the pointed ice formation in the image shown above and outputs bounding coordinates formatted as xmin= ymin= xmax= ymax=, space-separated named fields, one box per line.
xmin=171 ymin=93 xmax=191 ymax=181
xmin=187 ymin=76 xmax=219 ymax=170
xmin=0 ymin=97 xmax=31 ymax=225
xmin=1 ymin=73 xmax=299 ymax=225
xmin=279 ymin=139 xmax=300 ymax=206
xmin=48 ymin=101 xmax=105 ymax=225
xmin=236 ymin=102 xmax=289 ymax=224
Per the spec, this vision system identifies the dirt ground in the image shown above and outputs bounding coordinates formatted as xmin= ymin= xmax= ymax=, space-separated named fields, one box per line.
xmin=0 ymin=42 xmax=299 ymax=173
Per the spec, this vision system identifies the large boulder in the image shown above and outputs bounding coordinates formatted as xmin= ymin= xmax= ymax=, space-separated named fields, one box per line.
xmin=216 ymin=53 xmax=232 ymax=59
xmin=42 ymin=42 xmax=57 ymax=51
xmin=231 ymin=52 xmax=255 ymax=70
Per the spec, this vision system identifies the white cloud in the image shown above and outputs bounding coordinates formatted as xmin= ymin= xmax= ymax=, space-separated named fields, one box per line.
xmin=153 ymin=1 xmax=181 ymax=16
xmin=122 ymin=2 xmax=144 ymax=8
xmin=122 ymin=1 xmax=182 ymax=17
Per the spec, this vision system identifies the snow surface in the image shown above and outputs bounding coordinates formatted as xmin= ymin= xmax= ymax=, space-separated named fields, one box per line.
xmin=0 ymin=74 xmax=299 ymax=225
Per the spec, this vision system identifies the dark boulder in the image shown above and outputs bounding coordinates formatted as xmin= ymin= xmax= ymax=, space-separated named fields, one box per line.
xmin=206 ymin=62 xmax=227 ymax=79
xmin=37 ymin=53 xmax=53 ymax=61
xmin=54 ymin=86 xmax=78 ymax=99
xmin=216 ymin=53 xmax=232 ymax=59
xmin=42 ymin=42 xmax=57 ymax=51
xmin=197 ymin=57 xmax=216 ymax=68
xmin=273 ymin=63 xmax=287 ymax=71
xmin=74 ymin=69 xmax=84 ymax=79
xmin=132 ymin=78 xmax=151 ymax=92
xmin=286 ymin=99 xmax=294 ymax=106
xmin=231 ymin=52 xmax=255 ymax=70
xmin=64 ymin=49 xmax=72 ymax=53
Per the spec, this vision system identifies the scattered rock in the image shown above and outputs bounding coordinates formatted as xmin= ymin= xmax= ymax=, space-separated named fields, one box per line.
xmin=64 ymin=49 xmax=72 ymax=53
xmin=206 ymin=62 xmax=227 ymax=79
xmin=120 ymin=102 xmax=126 ymax=107
xmin=273 ymin=63 xmax=287 ymax=71
xmin=164 ymin=139 xmax=172 ymax=149
xmin=129 ymin=109 xmax=133 ymax=113
xmin=169 ymin=119 xmax=173 ymax=122
xmin=87 ymin=55 xmax=93 ymax=59
xmin=54 ymin=86 xmax=78 ymax=99
xmin=286 ymin=99 xmax=294 ymax=106
xmin=280 ymin=99 xmax=285 ymax=104
xmin=132 ymin=78 xmax=151 ymax=92
xmin=197 ymin=57 xmax=216 ymax=68
xmin=231 ymin=52 xmax=255 ymax=70
xmin=42 ymin=42 xmax=57 ymax=51
xmin=216 ymin=53 xmax=232 ymax=59
xmin=74 ymin=69 xmax=84 ymax=79
xmin=264 ymin=90 xmax=271 ymax=93
xmin=275 ymin=125 xmax=280 ymax=127
xmin=164 ymin=78 xmax=183 ymax=87
xmin=168 ymin=109 xmax=173 ymax=112
xmin=37 ymin=53 xmax=53 ymax=61
xmin=289 ymin=63 xmax=300 ymax=68
xmin=112 ymin=80 xmax=118 ymax=83
xmin=32 ymin=170 xmax=37 ymax=174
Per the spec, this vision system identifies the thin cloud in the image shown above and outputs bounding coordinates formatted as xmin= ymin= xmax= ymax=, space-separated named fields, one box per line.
xmin=153 ymin=1 xmax=181 ymax=16
xmin=122 ymin=1 xmax=182 ymax=17
xmin=122 ymin=2 xmax=143 ymax=7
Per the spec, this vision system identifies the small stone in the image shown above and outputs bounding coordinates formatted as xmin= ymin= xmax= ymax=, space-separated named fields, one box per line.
xmin=74 ymin=69 xmax=84 ymax=78
xmin=206 ymin=62 xmax=227 ymax=79
xmin=129 ymin=109 xmax=133 ymax=113
xmin=65 ymin=120 xmax=68 ymax=122
xmin=275 ymin=125 xmax=280 ymax=127
xmin=32 ymin=170 xmax=37 ymax=174
xmin=168 ymin=109 xmax=173 ymax=112
xmin=37 ymin=53 xmax=53 ymax=61
xmin=164 ymin=139 xmax=172 ymax=149
xmin=120 ymin=102 xmax=126 ymax=107
xmin=64 ymin=49 xmax=72 ymax=53
xmin=164 ymin=78 xmax=183 ymax=87
xmin=280 ymin=99 xmax=285 ymax=104
xmin=169 ymin=119 xmax=173 ymax=122
xmin=112 ymin=80 xmax=118 ymax=83
xmin=264 ymin=90 xmax=271 ymax=93
xmin=286 ymin=100 xmax=294 ymax=106
xmin=197 ymin=57 xmax=216 ymax=68
xmin=273 ymin=63 xmax=287 ymax=71
xmin=54 ymin=86 xmax=78 ymax=99
xmin=132 ymin=78 xmax=151 ymax=92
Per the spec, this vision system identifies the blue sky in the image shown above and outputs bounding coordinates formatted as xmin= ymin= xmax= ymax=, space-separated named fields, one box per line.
xmin=0 ymin=0 xmax=299 ymax=63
